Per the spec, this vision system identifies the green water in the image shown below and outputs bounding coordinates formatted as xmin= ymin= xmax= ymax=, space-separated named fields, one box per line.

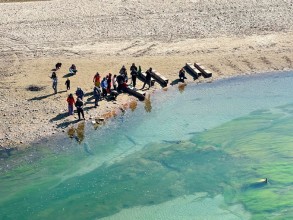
xmin=1 ymin=72 xmax=293 ymax=219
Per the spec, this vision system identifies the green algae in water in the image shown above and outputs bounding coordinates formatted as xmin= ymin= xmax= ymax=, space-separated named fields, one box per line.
xmin=1 ymin=107 xmax=293 ymax=219
xmin=1 ymin=73 xmax=293 ymax=219
xmin=194 ymin=104 xmax=293 ymax=219
xmin=0 ymin=140 xmax=244 ymax=219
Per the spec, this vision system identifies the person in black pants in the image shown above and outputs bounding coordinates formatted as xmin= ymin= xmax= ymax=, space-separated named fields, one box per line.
xmin=141 ymin=68 xmax=152 ymax=90
xmin=131 ymin=68 xmax=137 ymax=88
xmin=55 ymin=62 xmax=62 ymax=70
xmin=65 ymin=78 xmax=70 ymax=90
xmin=130 ymin=63 xmax=138 ymax=73
xmin=75 ymin=98 xmax=85 ymax=120
xmin=179 ymin=68 xmax=187 ymax=82
xmin=51 ymin=72 xmax=58 ymax=94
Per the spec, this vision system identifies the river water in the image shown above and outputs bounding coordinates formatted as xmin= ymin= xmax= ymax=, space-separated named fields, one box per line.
xmin=0 ymin=72 xmax=292 ymax=219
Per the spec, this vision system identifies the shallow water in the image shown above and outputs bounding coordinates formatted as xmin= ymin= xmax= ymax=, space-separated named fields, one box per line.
xmin=1 ymin=72 xmax=293 ymax=219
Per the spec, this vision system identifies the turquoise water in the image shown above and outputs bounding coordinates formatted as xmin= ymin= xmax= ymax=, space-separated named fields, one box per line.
xmin=1 ymin=72 xmax=293 ymax=219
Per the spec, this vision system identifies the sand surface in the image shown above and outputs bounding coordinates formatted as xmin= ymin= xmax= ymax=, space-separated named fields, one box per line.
xmin=0 ymin=0 xmax=293 ymax=148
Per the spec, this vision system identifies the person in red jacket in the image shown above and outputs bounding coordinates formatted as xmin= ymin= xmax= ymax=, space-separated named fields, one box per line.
xmin=66 ymin=93 xmax=75 ymax=115
xmin=107 ymin=73 xmax=112 ymax=93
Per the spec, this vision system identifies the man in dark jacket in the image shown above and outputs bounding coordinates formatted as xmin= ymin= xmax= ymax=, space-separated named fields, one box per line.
xmin=75 ymin=87 xmax=84 ymax=100
xmin=130 ymin=63 xmax=138 ymax=72
xmin=51 ymin=72 xmax=58 ymax=94
xmin=179 ymin=68 xmax=187 ymax=82
xmin=93 ymin=86 xmax=101 ymax=107
xmin=75 ymin=98 xmax=85 ymax=120
xmin=130 ymin=67 xmax=138 ymax=88
xmin=141 ymin=68 xmax=152 ymax=90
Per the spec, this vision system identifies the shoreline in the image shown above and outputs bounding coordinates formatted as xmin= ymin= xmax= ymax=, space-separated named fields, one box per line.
xmin=1 ymin=48 xmax=293 ymax=149
xmin=1 ymin=0 xmax=293 ymax=151
xmin=1 ymin=67 xmax=292 ymax=152
xmin=1 ymin=69 xmax=292 ymax=173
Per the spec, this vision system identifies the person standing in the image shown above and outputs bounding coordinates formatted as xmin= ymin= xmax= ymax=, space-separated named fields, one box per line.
xmin=65 ymin=78 xmax=70 ymax=90
xmin=130 ymin=67 xmax=138 ymax=88
xmin=66 ymin=93 xmax=75 ymax=115
xmin=119 ymin=65 xmax=128 ymax=83
xmin=141 ymin=68 xmax=152 ymax=90
xmin=130 ymin=63 xmax=138 ymax=73
xmin=137 ymin=65 xmax=142 ymax=76
xmin=93 ymin=86 xmax=101 ymax=107
xmin=75 ymin=98 xmax=85 ymax=120
xmin=119 ymin=65 xmax=127 ymax=75
xmin=107 ymin=73 xmax=112 ymax=93
xmin=112 ymin=75 xmax=118 ymax=90
xmin=75 ymin=87 xmax=84 ymax=100
xmin=101 ymin=77 xmax=108 ymax=97
xmin=51 ymin=71 xmax=58 ymax=94
xmin=93 ymin=72 xmax=101 ymax=87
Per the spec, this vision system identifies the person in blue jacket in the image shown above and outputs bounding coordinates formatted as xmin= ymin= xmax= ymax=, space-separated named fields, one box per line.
xmin=75 ymin=87 xmax=84 ymax=100
xmin=101 ymin=77 xmax=108 ymax=97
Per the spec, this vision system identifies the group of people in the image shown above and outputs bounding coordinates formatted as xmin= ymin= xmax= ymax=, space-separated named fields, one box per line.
xmin=51 ymin=63 xmax=85 ymax=120
xmin=60 ymin=63 xmax=155 ymax=120
xmin=50 ymin=63 xmax=77 ymax=94
xmin=66 ymin=92 xmax=85 ymax=120
xmin=92 ymin=63 xmax=154 ymax=93
xmin=50 ymin=62 xmax=174 ymax=120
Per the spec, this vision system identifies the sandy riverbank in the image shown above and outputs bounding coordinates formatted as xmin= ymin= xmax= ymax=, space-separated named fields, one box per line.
xmin=0 ymin=0 xmax=292 ymax=149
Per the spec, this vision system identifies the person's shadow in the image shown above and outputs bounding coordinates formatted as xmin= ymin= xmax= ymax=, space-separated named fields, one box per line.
xmin=62 ymin=73 xmax=74 ymax=78
xmin=50 ymin=113 xmax=80 ymax=128
xmin=28 ymin=91 xmax=67 ymax=101
xmin=170 ymin=79 xmax=181 ymax=86
xmin=50 ymin=112 xmax=69 ymax=122
xmin=55 ymin=119 xmax=80 ymax=128
xmin=28 ymin=94 xmax=55 ymax=101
